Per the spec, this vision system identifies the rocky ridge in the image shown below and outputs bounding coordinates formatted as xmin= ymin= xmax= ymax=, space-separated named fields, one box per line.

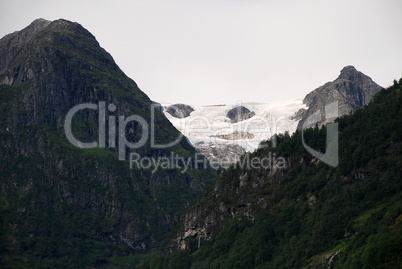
xmin=165 ymin=103 xmax=194 ymax=118
xmin=296 ymin=66 xmax=382 ymax=129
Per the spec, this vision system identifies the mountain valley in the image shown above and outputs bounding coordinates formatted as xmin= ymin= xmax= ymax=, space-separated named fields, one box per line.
xmin=0 ymin=18 xmax=400 ymax=269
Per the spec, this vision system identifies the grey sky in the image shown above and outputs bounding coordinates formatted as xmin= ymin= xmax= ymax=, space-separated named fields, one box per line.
xmin=1 ymin=0 xmax=401 ymax=106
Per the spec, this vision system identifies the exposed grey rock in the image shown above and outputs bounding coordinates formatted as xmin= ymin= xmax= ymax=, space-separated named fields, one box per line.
xmin=290 ymin=107 xmax=307 ymax=121
xmin=296 ymin=66 xmax=382 ymax=129
xmin=151 ymin=101 xmax=164 ymax=112
xmin=215 ymin=131 xmax=255 ymax=140
xmin=226 ymin=106 xmax=255 ymax=123
xmin=165 ymin=103 xmax=194 ymax=118
xmin=308 ymin=194 xmax=317 ymax=207
xmin=195 ymin=142 xmax=245 ymax=166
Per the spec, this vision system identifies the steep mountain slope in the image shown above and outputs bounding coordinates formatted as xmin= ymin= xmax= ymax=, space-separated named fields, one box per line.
xmin=296 ymin=65 xmax=382 ymax=128
xmin=0 ymin=19 xmax=214 ymax=267
xmin=162 ymin=66 xmax=381 ymax=166
xmin=143 ymin=79 xmax=402 ymax=268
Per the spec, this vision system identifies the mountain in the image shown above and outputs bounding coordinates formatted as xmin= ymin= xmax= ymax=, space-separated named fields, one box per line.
xmin=0 ymin=18 xmax=214 ymax=267
xmin=296 ymin=65 xmax=382 ymax=129
xmin=142 ymin=79 xmax=402 ymax=268
xmin=162 ymin=66 xmax=382 ymax=166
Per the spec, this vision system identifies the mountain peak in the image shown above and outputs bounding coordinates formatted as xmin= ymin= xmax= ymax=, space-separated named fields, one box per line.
xmin=21 ymin=18 xmax=52 ymax=35
xmin=14 ymin=18 xmax=83 ymax=41
xmin=0 ymin=19 xmax=213 ymax=261
xmin=297 ymin=65 xmax=382 ymax=129
xmin=338 ymin=65 xmax=359 ymax=80
xmin=340 ymin=65 xmax=356 ymax=72
xmin=0 ymin=18 xmax=102 ymax=84
xmin=31 ymin=18 xmax=51 ymax=25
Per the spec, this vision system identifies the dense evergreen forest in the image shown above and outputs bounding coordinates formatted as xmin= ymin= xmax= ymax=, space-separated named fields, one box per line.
xmin=137 ymin=78 xmax=402 ymax=268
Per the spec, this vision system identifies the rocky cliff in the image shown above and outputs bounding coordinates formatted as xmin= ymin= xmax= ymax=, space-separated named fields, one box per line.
xmin=296 ymin=66 xmax=382 ymax=129
xmin=226 ymin=106 xmax=255 ymax=123
xmin=0 ymin=18 xmax=214 ymax=266
xmin=194 ymin=142 xmax=246 ymax=165
xmin=165 ymin=103 xmax=194 ymax=118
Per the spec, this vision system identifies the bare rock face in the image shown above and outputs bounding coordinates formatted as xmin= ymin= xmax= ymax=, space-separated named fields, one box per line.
xmin=195 ymin=142 xmax=246 ymax=165
xmin=296 ymin=66 xmax=382 ymax=129
xmin=166 ymin=103 xmax=194 ymax=118
xmin=226 ymin=106 xmax=255 ymax=123
xmin=215 ymin=131 xmax=255 ymax=140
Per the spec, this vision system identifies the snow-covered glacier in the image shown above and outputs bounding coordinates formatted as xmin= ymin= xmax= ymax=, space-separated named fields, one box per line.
xmin=163 ymin=99 xmax=306 ymax=158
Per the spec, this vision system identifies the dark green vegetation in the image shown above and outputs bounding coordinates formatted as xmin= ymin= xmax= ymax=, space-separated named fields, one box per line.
xmin=0 ymin=19 xmax=214 ymax=268
xmin=139 ymin=79 xmax=402 ymax=268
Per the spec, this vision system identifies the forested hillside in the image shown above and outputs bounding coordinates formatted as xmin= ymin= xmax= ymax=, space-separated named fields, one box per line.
xmin=0 ymin=19 xmax=214 ymax=268
xmin=139 ymin=79 xmax=402 ymax=268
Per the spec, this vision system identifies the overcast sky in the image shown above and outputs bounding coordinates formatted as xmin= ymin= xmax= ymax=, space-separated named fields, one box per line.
xmin=1 ymin=0 xmax=401 ymax=106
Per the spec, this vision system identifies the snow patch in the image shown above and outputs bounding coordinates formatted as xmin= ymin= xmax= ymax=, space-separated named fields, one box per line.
xmin=163 ymin=99 xmax=306 ymax=153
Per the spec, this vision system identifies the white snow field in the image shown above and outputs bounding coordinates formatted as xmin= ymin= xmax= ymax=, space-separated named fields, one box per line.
xmin=163 ymin=99 xmax=306 ymax=154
